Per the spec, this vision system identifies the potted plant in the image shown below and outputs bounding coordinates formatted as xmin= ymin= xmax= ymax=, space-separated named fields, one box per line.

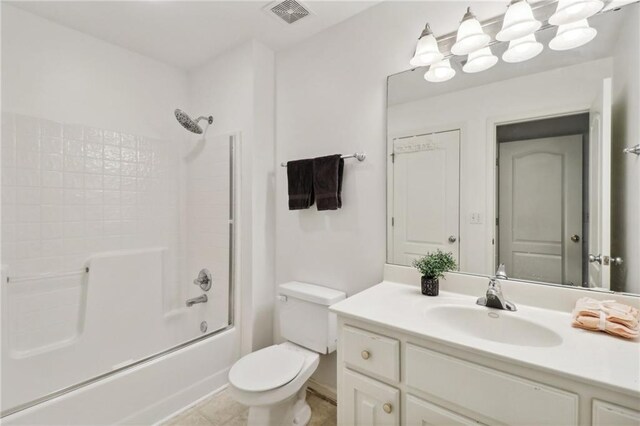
xmin=412 ymin=250 xmax=457 ymax=296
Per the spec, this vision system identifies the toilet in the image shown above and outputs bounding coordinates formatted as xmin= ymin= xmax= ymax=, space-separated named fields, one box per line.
xmin=227 ymin=282 xmax=346 ymax=426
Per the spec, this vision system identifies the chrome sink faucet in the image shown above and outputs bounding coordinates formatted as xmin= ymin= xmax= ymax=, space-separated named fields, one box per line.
xmin=186 ymin=294 xmax=208 ymax=307
xmin=476 ymin=264 xmax=517 ymax=311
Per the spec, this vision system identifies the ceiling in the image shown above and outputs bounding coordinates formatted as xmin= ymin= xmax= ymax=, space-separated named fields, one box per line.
xmin=8 ymin=0 xmax=379 ymax=70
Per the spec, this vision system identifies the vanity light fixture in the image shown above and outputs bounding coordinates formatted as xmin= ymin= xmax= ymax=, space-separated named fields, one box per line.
xmin=463 ymin=47 xmax=499 ymax=73
xmin=548 ymin=0 xmax=604 ymax=26
xmin=410 ymin=23 xmax=444 ymax=67
xmin=451 ymin=7 xmax=491 ymax=56
xmin=424 ymin=59 xmax=456 ymax=82
xmin=502 ymin=33 xmax=543 ymax=63
xmin=496 ymin=0 xmax=541 ymax=42
xmin=549 ymin=19 xmax=597 ymax=51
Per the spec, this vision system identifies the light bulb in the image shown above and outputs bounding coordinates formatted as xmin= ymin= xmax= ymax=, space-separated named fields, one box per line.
xmin=463 ymin=47 xmax=499 ymax=73
xmin=549 ymin=19 xmax=597 ymax=50
xmin=549 ymin=0 xmax=604 ymax=26
xmin=502 ymin=34 xmax=543 ymax=63
xmin=451 ymin=7 xmax=491 ymax=56
xmin=496 ymin=0 xmax=542 ymax=42
xmin=410 ymin=23 xmax=444 ymax=67
xmin=424 ymin=59 xmax=456 ymax=83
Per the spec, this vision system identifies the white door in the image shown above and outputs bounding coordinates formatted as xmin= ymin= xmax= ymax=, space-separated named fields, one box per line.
xmin=391 ymin=131 xmax=460 ymax=266
xmin=342 ymin=369 xmax=400 ymax=426
xmin=499 ymin=135 xmax=583 ymax=285
xmin=588 ymin=78 xmax=612 ymax=289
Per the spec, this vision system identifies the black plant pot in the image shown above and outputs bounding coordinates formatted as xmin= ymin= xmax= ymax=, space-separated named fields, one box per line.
xmin=421 ymin=276 xmax=439 ymax=296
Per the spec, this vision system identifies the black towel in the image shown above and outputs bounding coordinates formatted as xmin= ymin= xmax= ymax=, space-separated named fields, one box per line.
xmin=287 ymin=159 xmax=315 ymax=210
xmin=313 ymin=154 xmax=344 ymax=211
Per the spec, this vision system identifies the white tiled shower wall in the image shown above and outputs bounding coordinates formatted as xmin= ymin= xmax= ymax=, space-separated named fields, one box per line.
xmin=1 ymin=112 xmax=182 ymax=280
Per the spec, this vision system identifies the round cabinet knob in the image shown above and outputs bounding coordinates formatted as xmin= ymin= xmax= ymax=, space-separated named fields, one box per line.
xmin=570 ymin=234 xmax=580 ymax=243
xmin=448 ymin=235 xmax=457 ymax=243
xmin=361 ymin=350 xmax=370 ymax=360
xmin=383 ymin=403 xmax=393 ymax=414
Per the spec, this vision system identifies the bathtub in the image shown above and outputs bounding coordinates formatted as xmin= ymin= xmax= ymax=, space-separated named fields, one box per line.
xmin=1 ymin=248 xmax=239 ymax=424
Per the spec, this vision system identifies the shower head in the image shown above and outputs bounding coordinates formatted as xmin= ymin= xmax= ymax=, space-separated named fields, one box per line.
xmin=174 ymin=109 xmax=213 ymax=134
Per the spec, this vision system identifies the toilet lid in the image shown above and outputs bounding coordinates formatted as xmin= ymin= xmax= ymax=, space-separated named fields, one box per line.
xmin=229 ymin=345 xmax=305 ymax=392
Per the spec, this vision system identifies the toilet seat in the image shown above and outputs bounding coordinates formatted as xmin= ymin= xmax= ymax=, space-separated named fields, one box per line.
xmin=228 ymin=345 xmax=305 ymax=392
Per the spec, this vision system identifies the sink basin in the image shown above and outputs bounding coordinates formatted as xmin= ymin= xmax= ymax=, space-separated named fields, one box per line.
xmin=425 ymin=305 xmax=563 ymax=347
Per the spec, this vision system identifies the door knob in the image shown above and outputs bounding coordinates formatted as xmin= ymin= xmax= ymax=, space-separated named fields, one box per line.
xmin=570 ymin=234 xmax=580 ymax=243
xmin=589 ymin=254 xmax=602 ymax=264
xmin=448 ymin=235 xmax=457 ymax=243
xmin=611 ymin=257 xmax=624 ymax=266
xmin=383 ymin=403 xmax=393 ymax=414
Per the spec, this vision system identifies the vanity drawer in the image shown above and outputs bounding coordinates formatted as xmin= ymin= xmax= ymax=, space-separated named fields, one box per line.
xmin=343 ymin=326 xmax=400 ymax=382
xmin=593 ymin=400 xmax=640 ymax=425
xmin=406 ymin=394 xmax=484 ymax=425
xmin=405 ymin=343 xmax=579 ymax=425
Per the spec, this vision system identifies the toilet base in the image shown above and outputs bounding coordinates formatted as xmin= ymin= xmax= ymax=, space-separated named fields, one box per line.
xmin=247 ymin=386 xmax=311 ymax=426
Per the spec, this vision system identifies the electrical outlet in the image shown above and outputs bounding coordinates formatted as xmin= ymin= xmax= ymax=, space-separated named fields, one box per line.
xmin=470 ymin=212 xmax=482 ymax=224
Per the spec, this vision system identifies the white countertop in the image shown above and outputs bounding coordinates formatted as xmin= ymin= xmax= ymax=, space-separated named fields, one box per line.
xmin=330 ymin=280 xmax=640 ymax=398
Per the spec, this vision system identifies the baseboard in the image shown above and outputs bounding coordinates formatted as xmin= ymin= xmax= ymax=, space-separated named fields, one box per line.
xmin=151 ymin=381 xmax=229 ymax=425
xmin=307 ymin=379 xmax=337 ymax=405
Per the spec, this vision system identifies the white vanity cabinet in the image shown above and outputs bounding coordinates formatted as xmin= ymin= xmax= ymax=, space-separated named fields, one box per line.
xmin=336 ymin=318 xmax=640 ymax=426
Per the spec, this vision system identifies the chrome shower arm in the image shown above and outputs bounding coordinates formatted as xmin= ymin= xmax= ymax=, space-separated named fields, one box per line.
xmin=195 ymin=116 xmax=214 ymax=125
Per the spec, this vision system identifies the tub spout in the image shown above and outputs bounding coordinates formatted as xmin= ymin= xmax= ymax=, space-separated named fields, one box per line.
xmin=186 ymin=294 xmax=208 ymax=307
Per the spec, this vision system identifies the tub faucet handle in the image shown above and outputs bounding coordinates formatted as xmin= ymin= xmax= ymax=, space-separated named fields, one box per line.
xmin=193 ymin=268 xmax=212 ymax=291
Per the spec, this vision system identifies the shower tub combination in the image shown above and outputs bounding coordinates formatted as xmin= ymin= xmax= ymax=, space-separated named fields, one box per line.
xmin=1 ymin=110 xmax=239 ymax=424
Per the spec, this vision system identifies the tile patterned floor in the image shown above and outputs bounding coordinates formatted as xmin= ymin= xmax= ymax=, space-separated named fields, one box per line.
xmin=163 ymin=389 xmax=337 ymax=426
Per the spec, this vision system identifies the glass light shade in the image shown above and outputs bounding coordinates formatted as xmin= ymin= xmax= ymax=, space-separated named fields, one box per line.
xmin=502 ymin=34 xmax=543 ymax=63
xmin=410 ymin=33 xmax=444 ymax=67
xmin=424 ymin=59 xmax=456 ymax=83
xmin=549 ymin=19 xmax=597 ymax=50
xmin=549 ymin=0 xmax=604 ymax=26
xmin=451 ymin=9 xmax=491 ymax=56
xmin=463 ymin=47 xmax=499 ymax=73
xmin=496 ymin=0 xmax=542 ymax=42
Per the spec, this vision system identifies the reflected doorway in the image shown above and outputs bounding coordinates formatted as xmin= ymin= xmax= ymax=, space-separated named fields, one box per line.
xmin=496 ymin=113 xmax=589 ymax=286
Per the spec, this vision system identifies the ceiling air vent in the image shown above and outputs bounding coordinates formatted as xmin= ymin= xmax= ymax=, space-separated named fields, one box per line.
xmin=269 ymin=0 xmax=311 ymax=24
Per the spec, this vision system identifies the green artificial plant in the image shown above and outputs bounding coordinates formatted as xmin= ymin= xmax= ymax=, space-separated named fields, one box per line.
xmin=412 ymin=250 xmax=457 ymax=280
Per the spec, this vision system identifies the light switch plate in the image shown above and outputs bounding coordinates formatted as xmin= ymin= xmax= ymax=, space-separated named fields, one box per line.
xmin=470 ymin=212 xmax=482 ymax=224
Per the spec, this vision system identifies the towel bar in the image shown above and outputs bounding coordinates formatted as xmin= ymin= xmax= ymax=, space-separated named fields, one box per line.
xmin=280 ymin=152 xmax=366 ymax=167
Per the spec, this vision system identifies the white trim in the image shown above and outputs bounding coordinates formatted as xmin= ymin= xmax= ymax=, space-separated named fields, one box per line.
xmin=152 ymin=384 xmax=229 ymax=425
xmin=307 ymin=378 xmax=337 ymax=403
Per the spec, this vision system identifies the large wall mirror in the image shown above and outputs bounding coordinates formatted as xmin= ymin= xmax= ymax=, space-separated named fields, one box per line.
xmin=386 ymin=2 xmax=639 ymax=295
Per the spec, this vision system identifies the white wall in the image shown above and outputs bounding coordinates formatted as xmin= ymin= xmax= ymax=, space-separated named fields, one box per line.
xmin=388 ymin=58 xmax=613 ymax=276
xmin=274 ymin=1 xmax=506 ymax=391
xmin=1 ymin=4 xmax=187 ymax=141
xmin=188 ymin=40 xmax=276 ymax=355
xmin=611 ymin=4 xmax=640 ymax=293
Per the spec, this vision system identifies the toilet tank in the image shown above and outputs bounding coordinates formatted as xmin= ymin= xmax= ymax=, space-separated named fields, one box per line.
xmin=278 ymin=282 xmax=346 ymax=354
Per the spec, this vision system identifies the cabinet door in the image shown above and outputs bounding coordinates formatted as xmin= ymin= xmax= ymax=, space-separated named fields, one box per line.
xmin=593 ymin=400 xmax=640 ymax=425
xmin=342 ymin=369 xmax=400 ymax=426
xmin=406 ymin=394 xmax=483 ymax=426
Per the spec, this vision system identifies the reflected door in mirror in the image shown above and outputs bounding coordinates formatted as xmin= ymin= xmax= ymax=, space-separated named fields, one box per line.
xmin=498 ymin=135 xmax=582 ymax=285
xmin=390 ymin=131 xmax=460 ymax=266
